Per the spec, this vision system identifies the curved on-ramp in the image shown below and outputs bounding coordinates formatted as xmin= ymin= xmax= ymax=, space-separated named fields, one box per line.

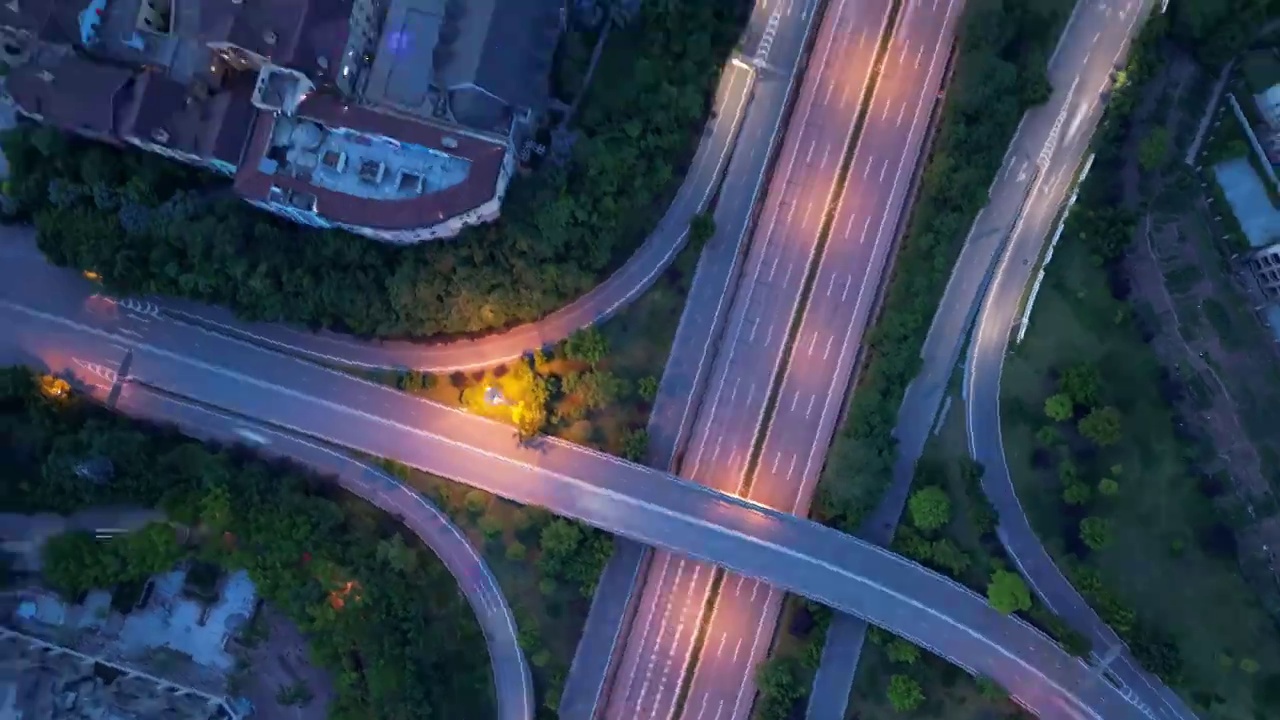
xmin=153 ymin=57 xmax=758 ymax=374
xmin=962 ymin=2 xmax=1198 ymax=718
xmin=109 ymin=384 xmax=533 ymax=720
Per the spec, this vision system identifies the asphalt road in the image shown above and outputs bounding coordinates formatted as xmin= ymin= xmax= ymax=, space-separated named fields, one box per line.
xmin=131 ymin=393 xmax=533 ymax=720
xmin=0 ymin=335 xmax=533 ymax=720
xmin=803 ymin=0 xmax=1126 ymax=712
xmin=0 ymin=241 xmax=1156 ymax=720
xmin=149 ymin=41 xmax=761 ymax=374
xmin=601 ymin=0 xmax=894 ymax=716
xmin=680 ymin=2 xmax=963 ymax=719
xmin=964 ymin=1 xmax=1199 ymax=718
xmin=563 ymin=0 xmax=825 ymax=715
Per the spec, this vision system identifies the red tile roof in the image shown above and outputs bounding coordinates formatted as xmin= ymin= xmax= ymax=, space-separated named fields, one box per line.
xmin=233 ymin=95 xmax=507 ymax=232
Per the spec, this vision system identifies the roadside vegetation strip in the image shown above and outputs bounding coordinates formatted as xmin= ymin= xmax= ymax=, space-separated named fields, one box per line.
xmin=5 ymin=3 xmax=749 ymax=341
xmin=0 ymin=366 xmax=495 ymax=719
xmin=812 ymin=0 xmax=1072 ymax=533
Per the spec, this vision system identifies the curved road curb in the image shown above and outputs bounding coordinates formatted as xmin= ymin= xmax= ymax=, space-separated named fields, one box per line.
xmin=964 ymin=3 xmax=1197 ymax=718
xmin=152 ymin=58 xmax=758 ymax=373
xmin=109 ymin=384 xmax=533 ymax=720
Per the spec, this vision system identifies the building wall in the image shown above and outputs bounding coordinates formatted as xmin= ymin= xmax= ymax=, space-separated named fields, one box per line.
xmin=1246 ymin=243 xmax=1280 ymax=300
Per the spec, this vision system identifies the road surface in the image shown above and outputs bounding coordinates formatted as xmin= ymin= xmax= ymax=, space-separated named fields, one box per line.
xmin=601 ymin=0 xmax=893 ymax=716
xmin=0 ymin=229 xmax=1154 ymax=720
xmin=808 ymin=1 xmax=1198 ymax=717
xmin=563 ymin=0 xmax=825 ymax=714
xmin=21 ymin=369 xmax=535 ymax=720
xmin=804 ymin=2 xmax=1183 ymax=718
xmin=964 ymin=0 xmax=1198 ymax=718
xmin=680 ymin=2 xmax=962 ymax=719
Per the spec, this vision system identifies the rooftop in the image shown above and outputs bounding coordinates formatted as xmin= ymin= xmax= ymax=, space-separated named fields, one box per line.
xmin=6 ymin=45 xmax=136 ymax=137
xmin=235 ymin=93 xmax=507 ymax=230
xmin=361 ymin=0 xmax=562 ymax=130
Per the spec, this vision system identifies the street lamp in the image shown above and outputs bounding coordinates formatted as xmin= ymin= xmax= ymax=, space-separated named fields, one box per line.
xmin=484 ymin=385 xmax=506 ymax=407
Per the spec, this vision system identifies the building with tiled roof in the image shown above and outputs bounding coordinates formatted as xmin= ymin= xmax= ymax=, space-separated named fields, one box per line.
xmin=0 ymin=0 xmax=565 ymax=243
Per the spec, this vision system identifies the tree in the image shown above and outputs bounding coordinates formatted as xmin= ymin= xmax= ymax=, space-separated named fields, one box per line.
xmin=620 ymin=428 xmax=648 ymax=462
xmin=907 ymin=486 xmax=951 ymax=533
xmin=886 ymin=638 xmax=922 ymax=665
xmin=755 ymin=655 xmax=805 ymax=720
xmin=1097 ymin=477 xmax=1120 ymax=497
xmin=1062 ymin=482 xmax=1093 ymax=507
xmin=1044 ymin=393 xmax=1075 ymax=422
xmin=1035 ymin=425 xmax=1063 ymax=447
xmin=1080 ymin=516 xmax=1114 ymax=551
xmin=975 ymin=675 xmax=1007 ymax=701
xmin=987 ymin=570 xmax=1032 ymax=614
xmin=637 ymin=375 xmax=660 ymax=402
xmin=928 ymin=538 xmax=972 ymax=577
xmin=565 ymin=327 xmax=609 ymax=367
xmin=1078 ymin=406 xmax=1123 ymax=447
xmin=1059 ymin=362 xmax=1101 ymax=408
xmin=1138 ymin=126 xmax=1170 ymax=172
xmin=689 ymin=212 xmax=717 ymax=250
xmin=886 ymin=674 xmax=925 ymax=712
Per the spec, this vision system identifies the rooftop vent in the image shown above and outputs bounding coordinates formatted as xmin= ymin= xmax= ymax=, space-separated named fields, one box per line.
xmin=263 ymin=30 xmax=277 ymax=46
xmin=36 ymin=70 xmax=53 ymax=83
xmin=151 ymin=127 xmax=169 ymax=144
xmin=441 ymin=136 xmax=458 ymax=149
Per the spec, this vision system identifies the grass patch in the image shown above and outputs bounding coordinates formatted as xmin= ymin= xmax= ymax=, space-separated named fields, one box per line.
xmin=1001 ymin=232 xmax=1280 ymax=716
xmin=1163 ymin=263 xmax=1205 ymax=294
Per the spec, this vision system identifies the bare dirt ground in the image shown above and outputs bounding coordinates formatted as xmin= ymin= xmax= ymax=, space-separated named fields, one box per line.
xmin=1122 ymin=53 xmax=1280 ymax=606
xmin=228 ymin=605 xmax=335 ymax=720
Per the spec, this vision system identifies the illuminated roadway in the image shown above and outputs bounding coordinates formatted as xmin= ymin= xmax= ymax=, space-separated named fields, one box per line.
xmin=963 ymin=0 xmax=1198 ymax=718
xmin=0 ymin=237 xmax=1152 ymax=720
xmin=677 ymin=2 xmax=961 ymax=719
xmin=601 ymin=0 xmax=891 ymax=716
xmin=805 ymin=0 xmax=1182 ymax=715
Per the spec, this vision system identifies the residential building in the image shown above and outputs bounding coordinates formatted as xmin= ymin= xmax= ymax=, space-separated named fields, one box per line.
xmin=0 ymin=0 xmax=564 ymax=243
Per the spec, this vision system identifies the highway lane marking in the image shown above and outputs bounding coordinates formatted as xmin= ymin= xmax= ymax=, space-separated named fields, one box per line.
xmin=805 ymin=395 xmax=816 ymax=419
xmin=730 ymin=378 xmax=741 ymax=402
xmin=841 ymin=275 xmax=852 ymax=301
xmin=807 ymin=331 xmax=817 ymax=355
xmin=897 ymin=101 xmax=907 ymax=126
xmin=649 ymin=0 xmax=896 ymax=702
xmin=12 ymin=302 xmax=1129 ymax=720
xmin=786 ymin=454 xmax=797 ymax=479
xmin=768 ymin=255 xmax=779 ymax=280
xmin=879 ymin=157 xmax=890 ymax=182
xmin=712 ymin=436 xmax=723 ymax=461
xmin=826 ymin=274 xmax=837 ymax=296
xmin=783 ymin=262 xmax=794 ymax=287
xmin=823 ymin=335 xmax=834 ymax=360
xmin=805 ymin=139 xmax=816 ymax=163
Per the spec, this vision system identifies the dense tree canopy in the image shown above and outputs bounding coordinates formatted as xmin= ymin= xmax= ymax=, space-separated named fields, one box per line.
xmin=4 ymin=2 xmax=747 ymax=340
xmin=1 ymin=367 xmax=493 ymax=718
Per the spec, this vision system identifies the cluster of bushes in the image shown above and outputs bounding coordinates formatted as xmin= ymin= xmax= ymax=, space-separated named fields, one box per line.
xmin=753 ymin=600 xmax=832 ymax=720
xmin=1030 ymin=358 xmax=1188 ymax=681
xmin=381 ymin=459 xmax=613 ymax=715
xmin=814 ymin=0 xmax=1074 ymax=530
xmin=1 ymin=366 xmax=493 ymax=719
xmin=893 ymin=457 xmax=1091 ymax=657
xmin=3 ymin=3 xmax=746 ymax=340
